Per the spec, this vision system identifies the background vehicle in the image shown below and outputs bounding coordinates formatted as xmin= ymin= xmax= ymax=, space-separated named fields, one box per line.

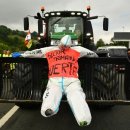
xmin=97 ymin=46 xmax=128 ymax=72
xmin=0 ymin=6 xmax=130 ymax=108
xmin=97 ymin=46 xmax=127 ymax=72
xmin=97 ymin=46 xmax=127 ymax=57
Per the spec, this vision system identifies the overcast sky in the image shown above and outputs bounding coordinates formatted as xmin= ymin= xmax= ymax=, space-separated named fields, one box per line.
xmin=0 ymin=0 xmax=130 ymax=43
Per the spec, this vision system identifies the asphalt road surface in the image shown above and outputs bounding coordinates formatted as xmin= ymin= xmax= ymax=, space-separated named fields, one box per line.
xmin=0 ymin=102 xmax=130 ymax=130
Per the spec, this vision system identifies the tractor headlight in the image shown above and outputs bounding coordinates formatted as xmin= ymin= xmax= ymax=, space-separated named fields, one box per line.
xmin=51 ymin=40 xmax=60 ymax=45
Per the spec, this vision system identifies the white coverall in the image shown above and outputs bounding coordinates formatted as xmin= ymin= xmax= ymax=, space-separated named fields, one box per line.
xmin=21 ymin=41 xmax=98 ymax=126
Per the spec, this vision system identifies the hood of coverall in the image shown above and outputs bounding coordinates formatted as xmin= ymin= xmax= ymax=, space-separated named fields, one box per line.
xmin=59 ymin=35 xmax=72 ymax=49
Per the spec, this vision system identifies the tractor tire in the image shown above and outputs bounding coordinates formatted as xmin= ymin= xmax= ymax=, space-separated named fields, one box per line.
xmin=12 ymin=63 xmax=33 ymax=100
xmin=12 ymin=62 xmax=47 ymax=108
xmin=92 ymin=64 xmax=119 ymax=108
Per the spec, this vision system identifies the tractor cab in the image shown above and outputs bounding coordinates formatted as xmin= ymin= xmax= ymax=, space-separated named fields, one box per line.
xmin=24 ymin=7 xmax=109 ymax=49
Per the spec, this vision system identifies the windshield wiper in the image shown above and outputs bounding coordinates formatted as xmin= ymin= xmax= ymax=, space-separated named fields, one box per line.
xmin=51 ymin=17 xmax=62 ymax=26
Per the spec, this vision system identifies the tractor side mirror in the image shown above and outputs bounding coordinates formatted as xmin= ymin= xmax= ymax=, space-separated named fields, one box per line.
xmin=38 ymin=19 xmax=43 ymax=34
xmin=24 ymin=17 xmax=29 ymax=30
xmin=103 ymin=17 xmax=109 ymax=31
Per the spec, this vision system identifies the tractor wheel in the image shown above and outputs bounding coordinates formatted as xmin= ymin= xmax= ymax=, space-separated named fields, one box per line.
xmin=92 ymin=64 xmax=119 ymax=108
xmin=12 ymin=63 xmax=46 ymax=108
xmin=12 ymin=63 xmax=33 ymax=100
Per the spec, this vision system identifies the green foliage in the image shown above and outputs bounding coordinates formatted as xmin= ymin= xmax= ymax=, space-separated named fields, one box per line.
xmin=96 ymin=39 xmax=105 ymax=48
xmin=109 ymin=41 xmax=128 ymax=47
xmin=0 ymin=25 xmax=38 ymax=53
xmin=96 ymin=37 xmax=129 ymax=48
xmin=0 ymin=42 xmax=9 ymax=53
xmin=0 ymin=25 xmax=11 ymax=38
xmin=110 ymin=38 xmax=129 ymax=47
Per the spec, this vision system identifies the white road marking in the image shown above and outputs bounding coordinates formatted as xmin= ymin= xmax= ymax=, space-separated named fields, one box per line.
xmin=0 ymin=105 xmax=19 ymax=128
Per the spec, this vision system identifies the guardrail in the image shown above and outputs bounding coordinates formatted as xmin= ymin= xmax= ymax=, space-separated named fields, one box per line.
xmin=0 ymin=57 xmax=130 ymax=104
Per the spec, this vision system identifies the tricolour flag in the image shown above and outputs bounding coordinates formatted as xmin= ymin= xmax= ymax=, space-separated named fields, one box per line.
xmin=24 ymin=30 xmax=32 ymax=49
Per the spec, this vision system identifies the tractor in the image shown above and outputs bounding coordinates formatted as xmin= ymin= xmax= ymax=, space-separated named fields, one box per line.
xmin=0 ymin=6 xmax=130 ymax=108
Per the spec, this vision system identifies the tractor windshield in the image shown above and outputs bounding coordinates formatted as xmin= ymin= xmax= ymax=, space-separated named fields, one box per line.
xmin=48 ymin=17 xmax=83 ymax=45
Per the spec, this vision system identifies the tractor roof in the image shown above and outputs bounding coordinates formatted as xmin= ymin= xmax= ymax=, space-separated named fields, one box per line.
xmin=44 ymin=11 xmax=88 ymax=18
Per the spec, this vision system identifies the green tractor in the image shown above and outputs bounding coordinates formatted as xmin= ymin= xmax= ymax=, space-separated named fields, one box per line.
xmin=15 ymin=7 xmax=118 ymax=107
xmin=14 ymin=7 xmax=122 ymax=106
xmin=1 ymin=6 xmax=130 ymax=108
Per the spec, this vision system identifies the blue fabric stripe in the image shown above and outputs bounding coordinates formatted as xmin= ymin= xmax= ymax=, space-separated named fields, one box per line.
xmin=55 ymin=77 xmax=64 ymax=112
xmin=65 ymin=36 xmax=70 ymax=46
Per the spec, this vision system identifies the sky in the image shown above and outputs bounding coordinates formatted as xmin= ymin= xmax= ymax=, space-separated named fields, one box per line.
xmin=0 ymin=0 xmax=130 ymax=43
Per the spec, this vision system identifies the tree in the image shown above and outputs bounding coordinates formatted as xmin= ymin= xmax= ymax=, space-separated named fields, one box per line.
xmin=0 ymin=43 xmax=9 ymax=53
xmin=96 ymin=39 xmax=105 ymax=48
xmin=110 ymin=37 xmax=128 ymax=47
xmin=0 ymin=25 xmax=37 ymax=52
xmin=0 ymin=25 xmax=11 ymax=39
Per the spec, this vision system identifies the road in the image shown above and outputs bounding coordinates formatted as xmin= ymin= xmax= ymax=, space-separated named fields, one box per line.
xmin=0 ymin=102 xmax=130 ymax=130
